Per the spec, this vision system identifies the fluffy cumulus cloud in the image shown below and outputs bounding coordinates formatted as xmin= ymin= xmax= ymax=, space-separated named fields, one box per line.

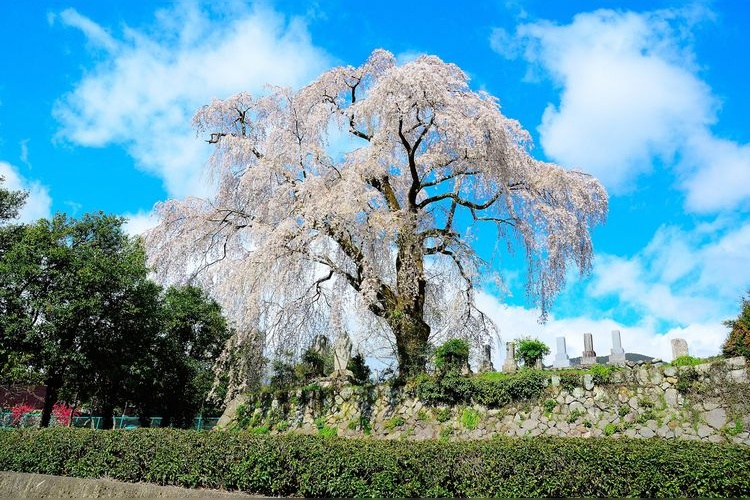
xmin=122 ymin=209 xmax=159 ymax=236
xmin=588 ymin=220 xmax=750 ymax=324
xmin=52 ymin=4 xmax=331 ymax=199
xmin=476 ymin=292 xmax=726 ymax=368
xmin=0 ymin=161 xmax=52 ymax=222
xmin=491 ymin=8 xmax=750 ymax=213
xmin=476 ymin=219 xmax=750 ymax=367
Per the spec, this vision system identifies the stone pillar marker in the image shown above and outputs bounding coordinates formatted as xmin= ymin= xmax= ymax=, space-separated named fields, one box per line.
xmin=331 ymin=333 xmax=353 ymax=378
xmin=502 ymin=342 xmax=518 ymax=373
xmin=479 ymin=344 xmax=495 ymax=373
xmin=553 ymin=336 xmax=570 ymax=368
xmin=609 ymin=330 xmax=626 ymax=365
xmin=671 ymin=338 xmax=689 ymax=360
xmin=581 ymin=332 xmax=597 ymax=367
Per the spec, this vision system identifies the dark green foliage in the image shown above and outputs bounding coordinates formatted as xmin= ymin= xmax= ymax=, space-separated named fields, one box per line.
xmin=0 ymin=212 xmax=231 ymax=428
xmin=514 ymin=337 xmax=550 ymax=367
xmin=347 ymin=352 xmax=371 ymax=386
xmin=723 ymin=292 xmax=750 ymax=358
xmin=0 ymin=176 xmax=27 ymax=223
xmin=414 ymin=370 xmax=546 ymax=408
xmin=269 ymin=355 xmax=297 ymax=392
xmin=298 ymin=348 xmax=326 ymax=380
xmin=434 ymin=338 xmax=469 ymax=373
xmin=1 ymin=428 xmax=749 ymax=498
xmin=676 ymin=367 xmax=700 ymax=394
xmin=138 ymin=285 xmax=231 ymax=426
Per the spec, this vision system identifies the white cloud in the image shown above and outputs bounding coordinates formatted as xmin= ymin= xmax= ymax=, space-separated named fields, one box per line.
xmin=0 ymin=161 xmax=52 ymax=222
xmin=587 ymin=221 xmax=750 ymax=327
xmin=53 ymin=4 xmax=331 ymax=199
xmin=19 ymin=139 xmax=30 ymax=167
xmin=122 ymin=209 xmax=158 ymax=236
xmin=52 ymin=8 xmax=118 ymax=52
xmin=493 ymin=8 xmax=750 ymax=213
xmin=476 ymin=292 xmax=726 ymax=367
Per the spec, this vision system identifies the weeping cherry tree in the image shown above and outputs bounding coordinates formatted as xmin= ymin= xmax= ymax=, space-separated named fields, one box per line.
xmin=146 ymin=50 xmax=607 ymax=381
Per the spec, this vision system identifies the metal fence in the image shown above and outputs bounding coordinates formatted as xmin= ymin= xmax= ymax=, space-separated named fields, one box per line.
xmin=0 ymin=412 xmax=220 ymax=430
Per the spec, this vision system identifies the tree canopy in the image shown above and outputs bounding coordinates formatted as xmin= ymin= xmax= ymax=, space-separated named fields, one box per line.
xmin=147 ymin=49 xmax=607 ymax=379
xmin=0 ymin=211 xmax=230 ymax=427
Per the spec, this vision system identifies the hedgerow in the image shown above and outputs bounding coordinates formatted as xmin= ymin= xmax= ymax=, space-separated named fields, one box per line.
xmin=0 ymin=428 xmax=749 ymax=497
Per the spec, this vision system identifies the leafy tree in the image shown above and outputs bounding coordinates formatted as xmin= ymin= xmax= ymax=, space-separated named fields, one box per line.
xmin=0 ymin=212 xmax=160 ymax=427
xmin=145 ymin=285 xmax=230 ymax=427
xmin=723 ymin=292 xmax=750 ymax=358
xmin=147 ymin=50 xmax=607 ymax=379
xmin=515 ymin=337 xmax=550 ymax=368
xmin=0 ymin=176 xmax=27 ymax=223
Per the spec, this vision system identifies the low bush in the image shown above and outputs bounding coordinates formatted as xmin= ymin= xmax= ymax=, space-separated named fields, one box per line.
xmin=514 ymin=337 xmax=550 ymax=368
xmin=434 ymin=338 xmax=470 ymax=373
xmin=671 ymin=355 xmax=703 ymax=367
xmin=414 ymin=370 xmax=547 ymax=408
xmin=0 ymin=428 xmax=748 ymax=497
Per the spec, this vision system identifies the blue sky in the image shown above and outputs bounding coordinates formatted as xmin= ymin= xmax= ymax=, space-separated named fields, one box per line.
xmin=1 ymin=1 xmax=748 ymax=362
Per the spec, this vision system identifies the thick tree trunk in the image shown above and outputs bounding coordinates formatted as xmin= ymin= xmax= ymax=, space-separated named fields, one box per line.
xmin=40 ymin=374 xmax=62 ymax=428
xmin=390 ymin=225 xmax=430 ymax=379
xmin=390 ymin=313 xmax=431 ymax=379
xmin=100 ymin=402 xmax=115 ymax=430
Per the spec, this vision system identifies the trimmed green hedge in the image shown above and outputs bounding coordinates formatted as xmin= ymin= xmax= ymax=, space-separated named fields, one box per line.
xmin=1 ymin=428 xmax=749 ymax=497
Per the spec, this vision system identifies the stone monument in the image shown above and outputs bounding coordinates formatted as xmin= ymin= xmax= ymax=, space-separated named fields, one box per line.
xmin=502 ymin=342 xmax=518 ymax=373
xmin=311 ymin=334 xmax=330 ymax=356
xmin=581 ymin=332 xmax=597 ymax=367
xmin=553 ymin=336 xmax=570 ymax=368
xmin=331 ymin=333 xmax=353 ymax=378
xmin=609 ymin=330 xmax=626 ymax=365
xmin=479 ymin=344 xmax=495 ymax=372
xmin=671 ymin=338 xmax=689 ymax=360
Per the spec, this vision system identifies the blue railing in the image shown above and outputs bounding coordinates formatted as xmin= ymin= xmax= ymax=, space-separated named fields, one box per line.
xmin=1 ymin=412 xmax=219 ymax=430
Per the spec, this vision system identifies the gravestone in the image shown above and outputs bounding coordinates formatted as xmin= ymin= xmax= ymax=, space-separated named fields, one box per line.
xmin=502 ymin=342 xmax=518 ymax=373
xmin=609 ymin=330 xmax=626 ymax=365
xmin=331 ymin=333 xmax=353 ymax=378
xmin=311 ymin=334 xmax=329 ymax=356
xmin=479 ymin=344 xmax=495 ymax=372
xmin=581 ymin=332 xmax=597 ymax=367
xmin=671 ymin=338 xmax=689 ymax=360
xmin=553 ymin=336 xmax=570 ymax=368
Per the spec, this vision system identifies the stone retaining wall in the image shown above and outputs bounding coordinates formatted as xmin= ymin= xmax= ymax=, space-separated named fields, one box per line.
xmin=224 ymin=356 xmax=750 ymax=445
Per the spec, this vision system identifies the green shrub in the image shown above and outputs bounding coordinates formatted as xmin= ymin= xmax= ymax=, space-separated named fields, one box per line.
xmin=676 ymin=367 xmax=700 ymax=394
xmin=514 ymin=337 xmax=550 ymax=368
xmin=318 ymin=426 xmax=337 ymax=438
xmin=543 ymin=399 xmax=557 ymax=415
xmin=604 ymin=423 xmax=617 ymax=436
xmin=384 ymin=416 xmax=405 ymax=430
xmin=297 ymin=348 xmax=326 ymax=381
xmin=1 ymin=429 xmax=749 ymax=497
xmin=347 ymin=352 xmax=371 ymax=385
xmin=472 ymin=370 xmax=546 ymax=408
xmin=269 ymin=355 xmax=298 ymax=391
xmin=588 ymin=364 xmax=619 ymax=384
xmin=671 ymin=355 xmax=703 ymax=367
xmin=567 ymin=408 xmax=586 ymax=423
xmin=460 ymin=408 xmax=480 ymax=430
xmin=559 ymin=372 xmax=580 ymax=391
xmin=434 ymin=338 xmax=469 ymax=373
xmin=434 ymin=408 xmax=452 ymax=423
